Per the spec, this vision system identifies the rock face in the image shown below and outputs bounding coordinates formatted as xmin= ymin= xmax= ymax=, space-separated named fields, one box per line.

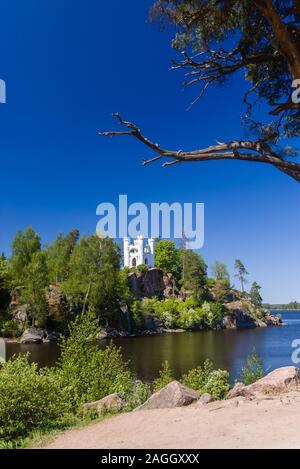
xmin=46 ymin=284 xmax=69 ymax=321
xmin=20 ymin=327 xmax=44 ymax=344
xmin=136 ymin=381 xmax=200 ymax=411
xmin=82 ymin=393 xmax=126 ymax=415
xmin=227 ymin=367 xmax=300 ymax=398
xmin=128 ymin=268 xmax=165 ymax=299
xmin=222 ymin=301 xmax=271 ymax=329
xmin=163 ymin=274 xmax=176 ymax=298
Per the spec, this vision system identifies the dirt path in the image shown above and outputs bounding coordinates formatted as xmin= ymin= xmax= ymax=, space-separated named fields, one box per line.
xmin=43 ymin=393 xmax=300 ymax=449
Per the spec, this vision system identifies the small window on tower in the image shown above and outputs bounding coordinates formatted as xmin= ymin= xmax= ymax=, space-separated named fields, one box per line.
xmin=145 ymin=258 xmax=148 ymax=265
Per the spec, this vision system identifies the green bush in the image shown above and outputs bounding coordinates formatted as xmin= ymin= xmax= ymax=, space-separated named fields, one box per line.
xmin=201 ymin=301 xmax=224 ymax=328
xmin=59 ymin=314 xmax=132 ymax=408
xmin=1 ymin=319 xmax=20 ymax=338
xmin=241 ymin=350 xmax=265 ymax=385
xmin=152 ymin=360 xmax=175 ymax=393
xmin=0 ymin=355 xmax=70 ymax=441
xmin=182 ymin=359 xmax=229 ymax=400
xmin=128 ymin=379 xmax=151 ymax=410
xmin=136 ymin=264 xmax=149 ymax=273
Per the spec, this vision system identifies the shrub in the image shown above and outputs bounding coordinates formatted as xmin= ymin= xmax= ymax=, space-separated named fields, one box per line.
xmin=130 ymin=301 xmax=145 ymax=330
xmin=59 ymin=314 xmax=132 ymax=408
xmin=1 ymin=319 xmax=20 ymax=338
xmin=182 ymin=359 xmax=230 ymax=400
xmin=0 ymin=355 xmax=70 ymax=441
xmin=128 ymin=380 xmax=151 ymax=410
xmin=137 ymin=264 xmax=149 ymax=273
xmin=202 ymin=301 xmax=224 ymax=328
xmin=152 ymin=360 xmax=175 ymax=392
xmin=241 ymin=350 xmax=265 ymax=385
xmin=177 ymin=305 xmax=204 ymax=330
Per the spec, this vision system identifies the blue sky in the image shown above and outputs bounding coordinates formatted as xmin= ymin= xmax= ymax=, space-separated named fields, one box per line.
xmin=0 ymin=0 xmax=299 ymax=303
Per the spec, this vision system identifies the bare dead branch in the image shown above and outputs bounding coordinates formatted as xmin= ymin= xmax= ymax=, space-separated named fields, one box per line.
xmin=100 ymin=114 xmax=300 ymax=182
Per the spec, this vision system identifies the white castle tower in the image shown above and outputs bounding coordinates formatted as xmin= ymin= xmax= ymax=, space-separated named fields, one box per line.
xmin=123 ymin=236 xmax=156 ymax=268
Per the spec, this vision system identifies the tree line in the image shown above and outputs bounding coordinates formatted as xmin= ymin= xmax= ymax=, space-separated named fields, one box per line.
xmin=0 ymin=227 xmax=263 ymax=335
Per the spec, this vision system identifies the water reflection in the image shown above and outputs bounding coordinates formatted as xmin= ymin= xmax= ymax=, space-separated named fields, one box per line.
xmin=5 ymin=311 xmax=300 ymax=382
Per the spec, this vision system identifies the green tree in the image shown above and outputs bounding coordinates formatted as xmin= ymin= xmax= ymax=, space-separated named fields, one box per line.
xmin=210 ymin=278 xmax=231 ymax=303
xmin=59 ymin=314 xmax=132 ymax=408
xmin=211 ymin=261 xmax=229 ymax=281
xmin=21 ymin=251 xmax=49 ymax=327
xmin=61 ymin=235 xmax=122 ymax=321
xmin=180 ymin=249 xmax=207 ymax=303
xmin=250 ymin=281 xmax=263 ymax=307
xmin=234 ymin=259 xmax=249 ymax=292
xmin=0 ymin=255 xmax=10 ymax=313
xmin=155 ymin=240 xmax=181 ymax=278
xmin=10 ymin=227 xmax=41 ymax=285
xmin=102 ymin=2 xmax=300 ymax=182
xmin=47 ymin=229 xmax=79 ymax=284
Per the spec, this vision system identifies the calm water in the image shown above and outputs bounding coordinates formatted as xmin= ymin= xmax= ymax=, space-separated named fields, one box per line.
xmin=5 ymin=311 xmax=300 ymax=382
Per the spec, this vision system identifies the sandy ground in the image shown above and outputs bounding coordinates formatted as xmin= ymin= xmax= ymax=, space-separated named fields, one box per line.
xmin=43 ymin=392 xmax=300 ymax=449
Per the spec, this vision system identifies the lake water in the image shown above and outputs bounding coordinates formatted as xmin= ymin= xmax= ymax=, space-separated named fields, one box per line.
xmin=5 ymin=311 xmax=300 ymax=382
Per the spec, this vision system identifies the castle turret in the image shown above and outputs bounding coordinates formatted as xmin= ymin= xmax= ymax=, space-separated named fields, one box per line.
xmin=123 ymin=237 xmax=130 ymax=268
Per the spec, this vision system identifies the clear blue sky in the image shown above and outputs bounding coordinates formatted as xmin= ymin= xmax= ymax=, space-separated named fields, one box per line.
xmin=0 ymin=0 xmax=299 ymax=303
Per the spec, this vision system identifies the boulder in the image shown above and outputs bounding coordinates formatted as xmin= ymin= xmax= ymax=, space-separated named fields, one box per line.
xmin=223 ymin=301 xmax=257 ymax=329
xmin=96 ymin=330 xmax=108 ymax=340
xmin=128 ymin=268 xmax=165 ymax=299
xmin=82 ymin=393 xmax=126 ymax=415
xmin=199 ymin=393 xmax=213 ymax=404
xmin=226 ymin=382 xmax=246 ymax=399
xmin=227 ymin=367 xmax=300 ymax=399
xmin=243 ymin=366 xmax=300 ymax=396
xmin=20 ymin=327 xmax=44 ymax=344
xmin=136 ymin=381 xmax=200 ymax=411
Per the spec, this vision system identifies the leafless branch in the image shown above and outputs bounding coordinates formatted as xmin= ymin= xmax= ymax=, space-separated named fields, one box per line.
xmin=99 ymin=114 xmax=300 ymax=182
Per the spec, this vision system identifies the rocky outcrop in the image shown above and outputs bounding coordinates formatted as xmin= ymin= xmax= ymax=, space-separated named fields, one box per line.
xmin=265 ymin=313 xmax=283 ymax=326
xmin=46 ymin=284 xmax=70 ymax=321
xmin=227 ymin=367 xmax=300 ymax=398
xmin=128 ymin=268 xmax=165 ymax=299
xmin=163 ymin=273 xmax=176 ymax=298
xmin=20 ymin=327 xmax=45 ymax=344
xmin=222 ymin=301 xmax=272 ymax=329
xmin=82 ymin=393 xmax=126 ymax=415
xmin=136 ymin=381 xmax=200 ymax=410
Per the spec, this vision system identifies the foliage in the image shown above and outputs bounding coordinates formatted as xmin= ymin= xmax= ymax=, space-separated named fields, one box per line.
xmin=152 ymin=360 xmax=175 ymax=392
xmin=1 ymin=320 xmax=20 ymax=338
xmin=179 ymin=249 xmax=207 ymax=303
xmin=47 ymin=229 xmax=79 ymax=284
xmin=61 ymin=235 xmax=122 ymax=321
xmin=58 ymin=314 xmax=132 ymax=408
xmin=128 ymin=380 xmax=151 ymax=410
xmin=250 ymin=281 xmax=263 ymax=307
xmin=155 ymin=240 xmax=181 ymax=278
xmin=182 ymin=359 xmax=229 ymax=400
xmin=201 ymin=301 xmax=224 ymax=329
xmin=9 ymin=227 xmax=41 ymax=286
xmin=150 ymin=1 xmax=300 ymax=150
xmin=0 ymin=355 xmax=71 ymax=442
xmin=234 ymin=259 xmax=249 ymax=293
xmin=211 ymin=261 xmax=229 ymax=281
xmin=0 ymin=255 xmax=10 ymax=313
xmin=136 ymin=263 xmax=149 ymax=273
xmin=210 ymin=278 xmax=231 ymax=303
xmin=21 ymin=251 xmax=49 ymax=327
xmin=241 ymin=350 xmax=265 ymax=385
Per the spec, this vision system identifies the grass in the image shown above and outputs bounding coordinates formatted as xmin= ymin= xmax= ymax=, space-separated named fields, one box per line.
xmin=0 ymin=412 xmax=116 ymax=449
